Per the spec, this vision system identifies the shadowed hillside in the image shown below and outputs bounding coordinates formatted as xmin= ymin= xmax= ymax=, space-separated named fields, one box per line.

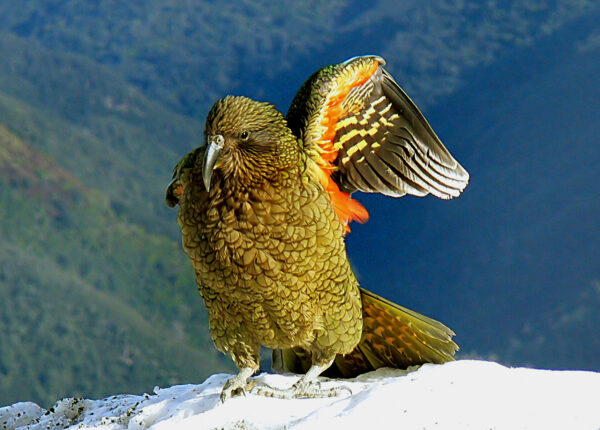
xmin=0 ymin=43 xmax=231 ymax=407
xmin=345 ymin=13 xmax=600 ymax=369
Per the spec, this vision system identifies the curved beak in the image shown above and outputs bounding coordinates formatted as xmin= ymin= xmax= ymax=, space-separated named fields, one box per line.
xmin=202 ymin=135 xmax=224 ymax=191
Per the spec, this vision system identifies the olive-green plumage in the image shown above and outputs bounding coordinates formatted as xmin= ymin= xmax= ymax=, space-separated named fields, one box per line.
xmin=170 ymin=95 xmax=363 ymax=371
xmin=166 ymin=56 xmax=468 ymax=401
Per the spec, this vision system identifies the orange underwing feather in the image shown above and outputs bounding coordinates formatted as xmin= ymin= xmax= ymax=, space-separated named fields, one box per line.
xmin=311 ymin=59 xmax=380 ymax=232
xmin=316 ymin=60 xmax=379 ymax=164
xmin=311 ymin=162 xmax=369 ymax=233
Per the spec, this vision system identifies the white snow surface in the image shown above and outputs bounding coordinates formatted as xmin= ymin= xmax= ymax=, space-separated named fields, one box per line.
xmin=2 ymin=360 xmax=600 ymax=430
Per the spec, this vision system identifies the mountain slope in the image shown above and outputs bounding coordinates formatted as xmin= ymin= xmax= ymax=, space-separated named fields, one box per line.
xmin=0 ymin=1 xmax=595 ymax=116
xmin=0 ymin=31 xmax=203 ymax=234
xmin=0 ymin=2 xmax=346 ymax=117
xmin=345 ymin=14 xmax=600 ymax=369
xmin=0 ymin=46 xmax=232 ymax=407
xmin=0 ymin=244 xmax=213 ymax=406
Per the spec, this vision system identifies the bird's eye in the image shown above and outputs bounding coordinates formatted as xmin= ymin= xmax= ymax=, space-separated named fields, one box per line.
xmin=240 ymin=131 xmax=249 ymax=140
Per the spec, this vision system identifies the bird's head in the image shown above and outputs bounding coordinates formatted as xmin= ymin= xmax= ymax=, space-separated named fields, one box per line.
xmin=202 ymin=95 xmax=298 ymax=191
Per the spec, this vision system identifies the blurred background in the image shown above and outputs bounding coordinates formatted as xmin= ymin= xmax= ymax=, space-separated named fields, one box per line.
xmin=0 ymin=0 xmax=599 ymax=407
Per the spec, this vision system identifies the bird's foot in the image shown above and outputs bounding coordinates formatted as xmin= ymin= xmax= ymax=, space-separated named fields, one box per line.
xmin=220 ymin=367 xmax=255 ymax=402
xmin=253 ymin=379 xmax=352 ymax=399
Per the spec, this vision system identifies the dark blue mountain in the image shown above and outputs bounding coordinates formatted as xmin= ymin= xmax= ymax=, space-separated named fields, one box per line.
xmin=346 ymin=13 xmax=600 ymax=368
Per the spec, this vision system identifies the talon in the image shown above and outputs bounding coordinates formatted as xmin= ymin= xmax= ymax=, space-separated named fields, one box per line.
xmin=220 ymin=367 xmax=255 ymax=402
xmin=252 ymin=380 xmax=351 ymax=399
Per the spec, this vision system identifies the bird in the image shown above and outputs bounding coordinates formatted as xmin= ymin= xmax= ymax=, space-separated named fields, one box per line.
xmin=165 ymin=55 xmax=469 ymax=402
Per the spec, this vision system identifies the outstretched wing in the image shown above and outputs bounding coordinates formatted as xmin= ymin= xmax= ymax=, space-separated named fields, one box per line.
xmin=287 ymin=56 xmax=469 ymax=226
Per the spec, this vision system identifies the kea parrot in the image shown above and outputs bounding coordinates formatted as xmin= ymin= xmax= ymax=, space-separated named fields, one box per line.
xmin=166 ymin=55 xmax=469 ymax=401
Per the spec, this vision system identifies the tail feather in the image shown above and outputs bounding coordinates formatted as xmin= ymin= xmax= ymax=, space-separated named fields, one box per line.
xmin=272 ymin=288 xmax=458 ymax=377
xmin=356 ymin=288 xmax=457 ymax=367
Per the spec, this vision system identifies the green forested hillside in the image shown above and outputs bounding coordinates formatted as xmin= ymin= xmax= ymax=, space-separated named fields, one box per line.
xmin=0 ymin=243 xmax=217 ymax=404
xmin=0 ymin=38 xmax=232 ymax=406
xmin=0 ymin=1 xmax=593 ymax=116
xmin=0 ymin=32 xmax=203 ymax=234
xmin=0 ymin=2 xmax=346 ymax=117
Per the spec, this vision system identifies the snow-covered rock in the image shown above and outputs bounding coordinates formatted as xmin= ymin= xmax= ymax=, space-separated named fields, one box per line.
xmin=2 ymin=360 xmax=599 ymax=429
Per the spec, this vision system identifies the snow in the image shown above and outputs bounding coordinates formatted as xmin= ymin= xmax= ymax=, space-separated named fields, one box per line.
xmin=2 ymin=360 xmax=600 ymax=430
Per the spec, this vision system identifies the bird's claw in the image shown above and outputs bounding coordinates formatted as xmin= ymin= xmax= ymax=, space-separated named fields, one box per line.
xmin=220 ymin=376 xmax=255 ymax=402
xmin=253 ymin=379 xmax=352 ymax=399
